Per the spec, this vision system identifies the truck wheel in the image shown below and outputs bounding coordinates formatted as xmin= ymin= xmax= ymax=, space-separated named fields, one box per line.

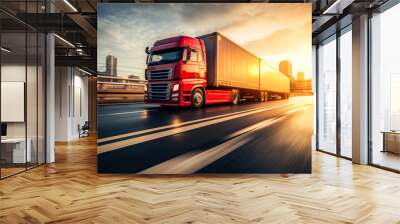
xmin=282 ymin=93 xmax=288 ymax=99
xmin=231 ymin=90 xmax=240 ymax=105
xmin=260 ymin=92 xmax=265 ymax=102
xmin=191 ymin=88 xmax=204 ymax=108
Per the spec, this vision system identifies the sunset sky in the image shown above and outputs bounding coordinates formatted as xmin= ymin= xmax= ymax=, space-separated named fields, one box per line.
xmin=98 ymin=3 xmax=311 ymax=79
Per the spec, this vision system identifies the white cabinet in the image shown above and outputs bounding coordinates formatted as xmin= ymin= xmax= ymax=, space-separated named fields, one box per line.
xmin=1 ymin=138 xmax=31 ymax=163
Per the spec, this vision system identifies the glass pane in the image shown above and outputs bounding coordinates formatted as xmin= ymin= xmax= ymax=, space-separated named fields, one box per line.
xmin=27 ymin=31 xmax=38 ymax=169
xmin=340 ymin=29 xmax=352 ymax=158
xmin=1 ymin=31 xmax=27 ymax=177
xmin=317 ymin=37 xmax=337 ymax=154
xmin=38 ymin=33 xmax=46 ymax=165
xmin=371 ymin=4 xmax=400 ymax=171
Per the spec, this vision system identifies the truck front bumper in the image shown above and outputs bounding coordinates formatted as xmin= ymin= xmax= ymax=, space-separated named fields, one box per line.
xmin=145 ymin=81 xmax=192 ymax=107
xmin=144 ymin=97 xmax=192 ymax=107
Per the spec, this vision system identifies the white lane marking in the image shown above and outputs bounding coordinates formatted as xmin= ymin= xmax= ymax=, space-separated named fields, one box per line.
xmin=98 ymin=110 xmax=153 ymax=116
xmin=140 ymin=106 xmax=309 ymax=174
xmin=97 ymin=103 xmax=292 ymax=154
xmin=97 ymin=102 xmax=289 ymax=144
xmin=99 ymin=102 xmax=152 ymax=106
xmin=140 ymin=137 xmax=252 ymax=175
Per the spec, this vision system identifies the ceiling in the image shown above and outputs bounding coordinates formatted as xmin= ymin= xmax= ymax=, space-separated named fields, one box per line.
xmin=0 ymin=0 xmax=394 ymax=73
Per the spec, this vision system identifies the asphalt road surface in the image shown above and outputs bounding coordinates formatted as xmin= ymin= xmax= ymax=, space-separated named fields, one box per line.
xmin=97 ymin=96 xmax=313 ymax=174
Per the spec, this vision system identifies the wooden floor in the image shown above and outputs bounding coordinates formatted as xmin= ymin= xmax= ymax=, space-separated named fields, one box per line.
xmin=1 ymin=136 xmax=400 ymax=224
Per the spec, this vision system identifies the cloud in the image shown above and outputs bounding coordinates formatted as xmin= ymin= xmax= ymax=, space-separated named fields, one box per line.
xmin=97 ymin=3 xmax=311 ymax=79
xmin=241 ymin=22 xmax=312 ymax=76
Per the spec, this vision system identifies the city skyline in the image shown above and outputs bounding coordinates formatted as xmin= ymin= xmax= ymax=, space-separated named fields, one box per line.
xmin=99 ymin=53 xmax=311 ymax=81
xmin=97 ymin=3 xmax=311 ymax=79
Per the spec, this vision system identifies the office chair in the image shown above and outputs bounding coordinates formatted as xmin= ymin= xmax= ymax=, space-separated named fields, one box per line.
xmin=78 ymin=121 xmax=90 ymax=138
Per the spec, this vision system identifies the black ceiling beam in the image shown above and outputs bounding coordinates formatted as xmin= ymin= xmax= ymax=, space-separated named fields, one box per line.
xmin=12 ymin=13 xmax=83 ymax=32
xmin=312 ymin=14 xmax=352 ymax=44
xmin=55 ymin=55 xmax=96 ymax=71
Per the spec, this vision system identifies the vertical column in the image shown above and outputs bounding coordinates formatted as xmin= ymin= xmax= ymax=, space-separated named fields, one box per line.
xmin=54 ymin=67 xmax=73 ymax=141
xmin=312 ymin=45 xmax=317 ymax=150
xmin=336 ymin=30 xmax=341 ymax=156
xmin=88 ymin=76 xmax=97 ymax=132
xmin=352 ymin=14 xmax=369 ymax=164
xmin=46 ymin=0 xmax=55 ymax=163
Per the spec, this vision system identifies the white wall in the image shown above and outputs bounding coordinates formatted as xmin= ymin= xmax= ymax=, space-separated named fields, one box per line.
xmin=1 ymin=63 xmax=46 ymax=164
xmin=55 ymin=66 xmax=70 ymax=141
xmin=72 ymin=72 xmax=89 ymax=138
xmin=1 ymin=64 xmax=39 ymax=138
xmin=54 ymin=67 xmax=89 ymax=141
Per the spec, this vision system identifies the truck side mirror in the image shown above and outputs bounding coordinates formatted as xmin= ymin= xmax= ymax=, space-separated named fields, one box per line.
xmin=145 ymin=46 xmax=150 ymax=54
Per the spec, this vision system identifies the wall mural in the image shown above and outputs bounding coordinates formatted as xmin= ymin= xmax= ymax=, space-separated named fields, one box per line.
xmin=97 ymin=3 xmax=313 ymax=174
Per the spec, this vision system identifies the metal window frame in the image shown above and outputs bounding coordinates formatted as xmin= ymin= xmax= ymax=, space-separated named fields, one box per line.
xmin=315 ymin=23 xmax=353 ymax=161
xmin=316 ymin=0 xmax=400 ymax=173
xmin=367 ymin=1 xmax=400 ymax=173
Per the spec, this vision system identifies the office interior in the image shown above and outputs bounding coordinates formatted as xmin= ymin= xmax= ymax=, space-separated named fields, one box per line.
xmin=314 ymin=0 xmax=400 ymax=172
xmin=0 ymin=0 xmax=97 ymax=179
xmin=0 ymin=0 xmax=397 ymax=181
xmin=0 ymin=0 xmax=399 ymax=222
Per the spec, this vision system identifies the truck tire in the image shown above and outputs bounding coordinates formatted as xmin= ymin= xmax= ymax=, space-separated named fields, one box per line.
xmin=283 ymin=93 xmax=289 ymax=99
xmin=260 ymin=92 xmax=265 ymax=102
xmin=232 ymin=90 xmax=240 ymax=105
xmin=191 ymin=88 xmax=204 ymax=108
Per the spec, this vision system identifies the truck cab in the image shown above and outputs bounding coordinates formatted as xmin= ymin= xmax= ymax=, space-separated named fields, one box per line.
xmin=145 ymin=36 xmax=208 ymax=107
xmin=145 ymin=33 xmax=288 ymax=108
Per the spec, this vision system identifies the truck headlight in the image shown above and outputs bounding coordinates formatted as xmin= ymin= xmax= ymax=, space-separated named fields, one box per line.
xmin=172 ymin=83 xmax=179 ymax=92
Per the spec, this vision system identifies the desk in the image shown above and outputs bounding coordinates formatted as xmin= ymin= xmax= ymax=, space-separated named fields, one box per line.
xmin=382 ymin=131 xmax=400 ymax=154
xmin=1 ymin=138 xmax=31 ymax=163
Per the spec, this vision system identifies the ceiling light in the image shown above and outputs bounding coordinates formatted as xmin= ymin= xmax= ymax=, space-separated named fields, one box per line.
xmin=1 ymin=47 xmax=11 ymax=53
xmin=323 ymin=0 xmax=355 ymax=15
xmin=78 ymin=67 xmax=92 ymax=76
xmin=63 ymin=0 xmax=78 ymax=12
xmin=54 ymin=34 xmax=75 ymax=48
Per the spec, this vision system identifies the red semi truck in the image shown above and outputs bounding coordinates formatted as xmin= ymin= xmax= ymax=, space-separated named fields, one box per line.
xmin=144 ymin=32 xmax=290 ymax=108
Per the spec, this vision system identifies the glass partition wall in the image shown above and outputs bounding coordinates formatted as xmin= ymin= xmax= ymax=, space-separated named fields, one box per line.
xmin=370 ymin=3 xmax=400 ymax=171
xmin=0 ymin=3 xmax=46 ymax=179
xmin=316 ymin=26 xmax=352 ymax=159
xmin=339 ymin=27 xmax=352 ymax=159
xmin=317 ymin=35 xmax=337 ymax=155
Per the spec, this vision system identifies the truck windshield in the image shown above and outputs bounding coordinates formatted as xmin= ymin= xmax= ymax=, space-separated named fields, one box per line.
xmin=148 ymin=48 xmax=183 ymax=65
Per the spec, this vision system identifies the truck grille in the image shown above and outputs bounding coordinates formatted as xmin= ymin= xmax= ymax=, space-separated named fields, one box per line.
xmin=148 ymin=83 xmax=170 ymax=100
xmin=147 ymin=69 xmax=172 ymax=80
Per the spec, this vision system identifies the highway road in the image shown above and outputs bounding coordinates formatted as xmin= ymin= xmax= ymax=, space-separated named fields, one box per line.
xmin=97 ymin=96 xmax=313 ymax=174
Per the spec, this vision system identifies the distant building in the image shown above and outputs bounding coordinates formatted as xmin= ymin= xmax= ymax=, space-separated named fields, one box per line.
xmin=97 ymin=55 xmax=118 ymax=76
xmin=279 ymin=60 xmax=293 ymax=79
xmin=297 ymin=72 xmax=305 ymax=81
xmin=106 ymin=55 xmax=117 ymax=76
xmin=290 ymin=72 xmax=312 ymax=95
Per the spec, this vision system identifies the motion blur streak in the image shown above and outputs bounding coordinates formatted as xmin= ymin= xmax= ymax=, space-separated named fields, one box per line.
xmin=97 ymin=96 xmax=313 ymax=173
xmin=97 ymin=101 xmax=288 ymax=144
xmin=98 ymin=103 xmax=290 ymax=153
xmin=140 ymin=118 xmax=282 ymax=174
xmin=140 ymin=106 xmax=306 ymax=174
